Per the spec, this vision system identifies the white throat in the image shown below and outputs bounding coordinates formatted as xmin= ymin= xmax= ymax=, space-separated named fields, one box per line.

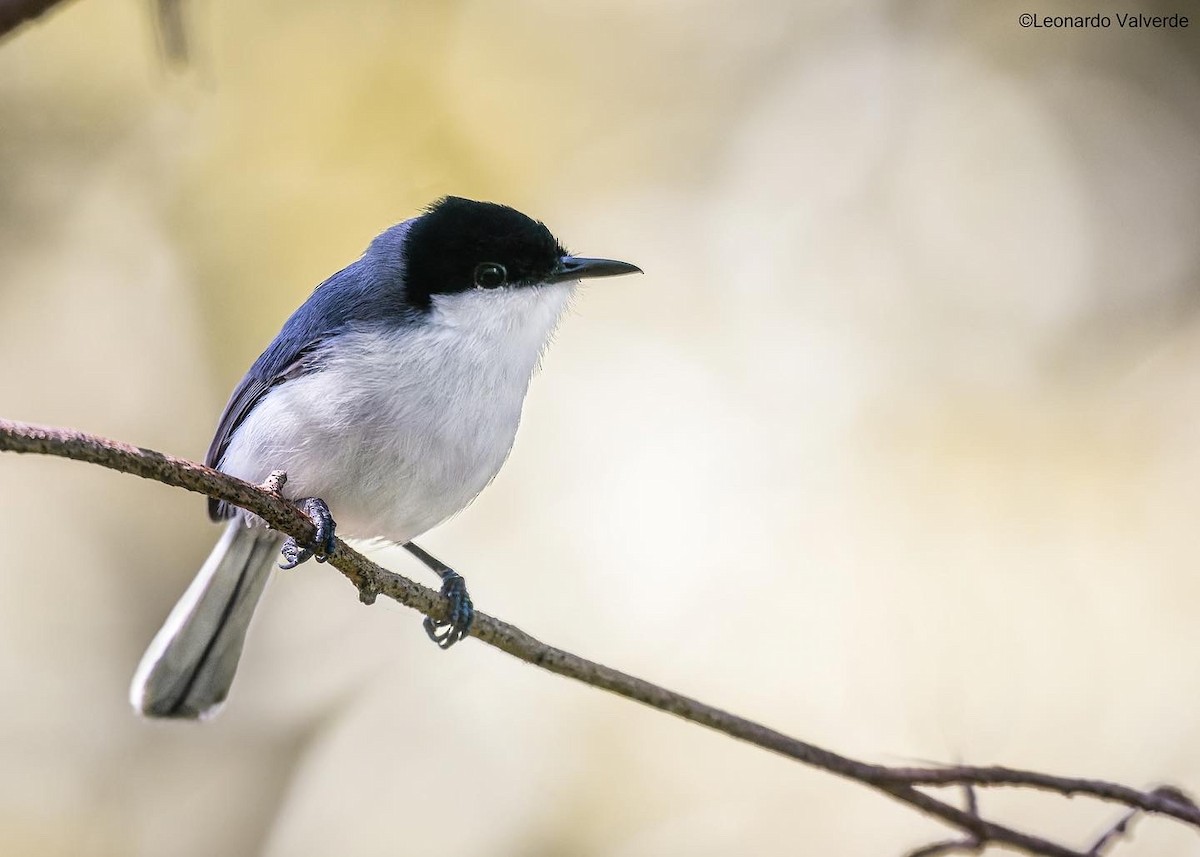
xmin=427 ymin=282 xmax=575 ymax=376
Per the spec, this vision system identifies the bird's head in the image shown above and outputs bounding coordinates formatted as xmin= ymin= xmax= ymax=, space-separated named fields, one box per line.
xmin=399 ymin=196 xmax=641 ymax=315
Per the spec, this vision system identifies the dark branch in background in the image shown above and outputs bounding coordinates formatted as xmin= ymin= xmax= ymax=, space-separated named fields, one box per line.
xmin=152 ymin=0 xmax=188 ymax=65
xmin=0 ymin=0 xmax=74 ymax=39
xmin=0 ymin=0 xmax=189 ymax=65
xmin=1 ymin=418 xmax=1197 ymax=857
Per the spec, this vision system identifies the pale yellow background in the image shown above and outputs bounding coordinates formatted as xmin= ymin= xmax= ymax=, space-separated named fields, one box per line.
xmin=1 ymin=1 xmax=1198 ymax=855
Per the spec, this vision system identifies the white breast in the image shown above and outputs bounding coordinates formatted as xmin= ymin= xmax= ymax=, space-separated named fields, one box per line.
xmin=219 ymin=283 xmax=574 ymax=542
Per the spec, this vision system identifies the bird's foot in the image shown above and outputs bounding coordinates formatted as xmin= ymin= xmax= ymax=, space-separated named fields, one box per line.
xmin=423 ymin=571 xmax=474 ymax=649
xmin=279 ymin=497 xmax=337 ymax=569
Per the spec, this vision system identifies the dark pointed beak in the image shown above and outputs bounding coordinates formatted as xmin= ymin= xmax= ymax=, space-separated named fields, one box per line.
xmin=548 ymin=255 xmax=643 ymax=284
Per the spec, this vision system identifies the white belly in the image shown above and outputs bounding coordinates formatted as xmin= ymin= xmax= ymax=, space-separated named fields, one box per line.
xmin=218 ymin=284 xmax=572 ymax=542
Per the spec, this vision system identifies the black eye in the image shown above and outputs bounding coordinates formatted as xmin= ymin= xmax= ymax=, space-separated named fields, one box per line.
xmin=474 ymin=262 xmax=507 ymax=289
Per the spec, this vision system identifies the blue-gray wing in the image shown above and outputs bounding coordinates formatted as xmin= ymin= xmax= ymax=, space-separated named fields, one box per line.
xmin=204 ymin=341 xmax=326 ymax=520
xmin=204 ymin=232 xmax=413 ymax=520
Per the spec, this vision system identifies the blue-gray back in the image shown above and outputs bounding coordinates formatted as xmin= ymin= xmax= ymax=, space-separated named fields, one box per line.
xmin=205 ymin=222 xmax=414 ymax=519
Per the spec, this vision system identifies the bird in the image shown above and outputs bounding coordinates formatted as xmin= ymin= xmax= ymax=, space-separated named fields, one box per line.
xmin=130 ymin=196 xmax=641 ymax=720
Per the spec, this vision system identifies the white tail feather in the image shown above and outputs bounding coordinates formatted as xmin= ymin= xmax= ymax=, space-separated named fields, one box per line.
xmin=131 ymin=521 xmax=281 ymax=719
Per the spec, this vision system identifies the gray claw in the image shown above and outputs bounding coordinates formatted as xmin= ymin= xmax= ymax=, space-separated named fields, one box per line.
xmin=423 ymin=571 xmax=474 ymax=649
xmin=279 ymin=497 xmax=336 ymax=569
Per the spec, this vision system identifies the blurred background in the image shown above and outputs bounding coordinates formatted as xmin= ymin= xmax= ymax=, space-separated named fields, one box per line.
xmin=2 ymin=0 xmax=1199 ymax=854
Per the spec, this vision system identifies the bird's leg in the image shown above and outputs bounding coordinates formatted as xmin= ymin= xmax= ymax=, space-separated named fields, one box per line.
xmin=279 ymin=497 xmax=337 ymax=569
xmin=403 ymin=541 xmax=474 ymax=649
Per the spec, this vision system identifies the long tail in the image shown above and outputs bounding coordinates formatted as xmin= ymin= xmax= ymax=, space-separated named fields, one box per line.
xmin=131 ymin=520 xmax=282 ymax=719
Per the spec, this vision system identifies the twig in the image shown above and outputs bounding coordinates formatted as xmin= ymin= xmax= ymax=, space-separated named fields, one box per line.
xmin=884 ymin=767 xmax=1199 ymax=820
xmin=1082 ymin=787 xmax=1195 ymax=856
xmin=906 ymin=786 xmax=985 ymax=857
xmin=1087 ymin=808 xmax=1139 ymax=856
xmin=1 ymin=417 xmax=1196 ymax=857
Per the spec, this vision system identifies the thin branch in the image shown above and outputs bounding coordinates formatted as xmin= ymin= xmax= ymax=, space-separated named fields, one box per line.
xmin=1087 ymin=808 xmax=1139 ymax=857
xmin=884 ymin=767 xmax=1199 ymax=820
xmin=2 ymin=417 xmax=1196 ymax=857
xmin=1082 ymin=787 xmax=1195 ymax=856
xmin=906 ymin=787 xmax=984 ymax=857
